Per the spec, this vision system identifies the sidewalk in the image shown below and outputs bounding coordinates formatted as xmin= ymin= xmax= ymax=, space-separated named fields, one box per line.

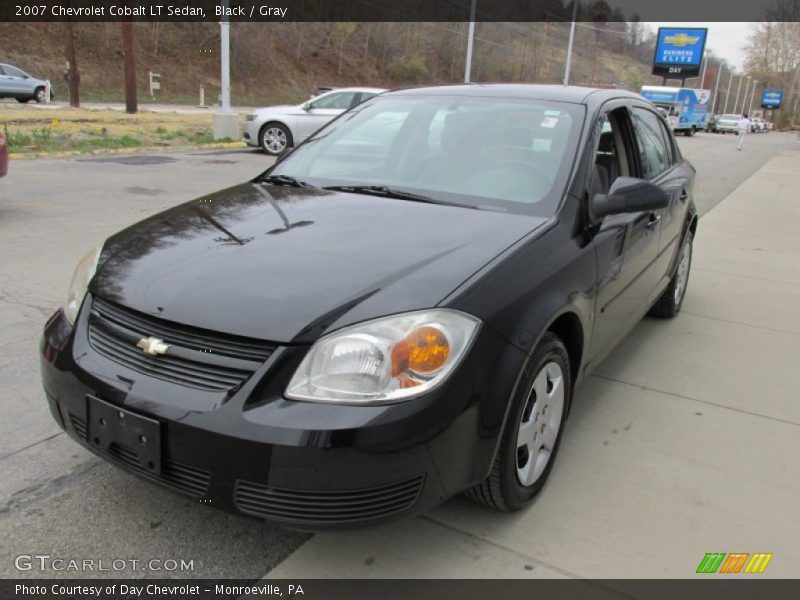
xmin=265 ymin=148 xmax=800 ymax=578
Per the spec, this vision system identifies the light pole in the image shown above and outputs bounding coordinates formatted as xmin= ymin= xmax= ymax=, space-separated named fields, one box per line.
xmin=723 ymin=71 xmax=735 ymax=114
xmin=711 ymin=62 xmax=723 ymax=114
xmin=747 ymin=80 xmax=758 ymax=114
xmin=700 ymin=48 xmax=709 ymax=88
xmin=213 ymin=0 xmax=238 ymax=140
xmin=563 ymin=0 xmax=579 ymax=86
xmin=733 ymin=75 xmax=744 ymax=115
xmin=740 ymin=76 xmax=751 ymax=114
xmin=464 ymin=0 xmax=477 ymax=83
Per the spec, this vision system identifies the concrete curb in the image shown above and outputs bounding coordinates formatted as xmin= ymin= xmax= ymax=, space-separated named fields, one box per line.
xmin=8 ymin=141 xmax=248 ymax=160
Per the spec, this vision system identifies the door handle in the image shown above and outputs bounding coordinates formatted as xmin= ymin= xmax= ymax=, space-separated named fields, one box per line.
xmin=645 ymin=214 xmax=661 ymax=231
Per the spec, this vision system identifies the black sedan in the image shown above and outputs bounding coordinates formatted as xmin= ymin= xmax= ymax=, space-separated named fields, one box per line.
xmin=41 ymin=85 xmax=697 ymax=528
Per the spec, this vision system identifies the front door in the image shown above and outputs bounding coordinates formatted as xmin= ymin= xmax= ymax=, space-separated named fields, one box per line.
xmin=295 ymin=91 xmax=357 ymax=142
xmin=589 ymin=105 xmax=663 ymax=366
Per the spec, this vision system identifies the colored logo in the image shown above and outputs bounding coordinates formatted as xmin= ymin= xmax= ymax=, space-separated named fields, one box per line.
xmin=696 ymin=552 xmax=773 ymax=574
xmin=664 ymin=33 xmax=701 ymax=47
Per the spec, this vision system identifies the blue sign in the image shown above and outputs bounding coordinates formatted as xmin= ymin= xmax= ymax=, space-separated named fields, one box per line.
xmin=654 ymin=27 xmax=708 ymax=67
xmin=761 ymin=89 xmax=784 ymax=108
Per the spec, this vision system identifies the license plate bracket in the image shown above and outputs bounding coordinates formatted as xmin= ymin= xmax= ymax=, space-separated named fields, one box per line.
xmin=86 ymin=395 xmax=162 ymax=475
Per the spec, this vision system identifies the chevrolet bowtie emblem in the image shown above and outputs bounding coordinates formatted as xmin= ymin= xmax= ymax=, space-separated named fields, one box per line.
xmin=136 ymin=336 xmax=170 ymax=356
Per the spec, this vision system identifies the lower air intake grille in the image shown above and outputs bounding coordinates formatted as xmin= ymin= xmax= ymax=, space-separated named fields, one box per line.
xmin=69 ymin=413 xmax=210 ymax=498
xmin=234 ymin=476 xmax=425 ymax=524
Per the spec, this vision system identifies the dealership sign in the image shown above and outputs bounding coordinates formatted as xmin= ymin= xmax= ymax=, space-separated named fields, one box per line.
xmin=652 ymin=27 xmax=708 ymax=79
xmin=761 ymin=89 xmax=784 ymax=109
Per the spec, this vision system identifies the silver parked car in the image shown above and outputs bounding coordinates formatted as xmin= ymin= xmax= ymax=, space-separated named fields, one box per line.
xmin=714 ymin=114 xmax=740 ymax=134
xmin=0 ymin=63 xmax=51 ymax=103
xmin=244 ymin=87 xmax=386 ymax=155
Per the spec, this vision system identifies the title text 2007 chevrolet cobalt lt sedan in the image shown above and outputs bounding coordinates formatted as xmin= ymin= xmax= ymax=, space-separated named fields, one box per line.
xmin=41 ymin=85 xmax=697 ymax=528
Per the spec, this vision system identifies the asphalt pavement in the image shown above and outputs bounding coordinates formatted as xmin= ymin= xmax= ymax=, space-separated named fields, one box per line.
xmin=0 ymin=130 xmax=796 ymax=579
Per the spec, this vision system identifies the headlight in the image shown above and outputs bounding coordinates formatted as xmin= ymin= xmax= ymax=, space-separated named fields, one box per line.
xmin=245 ymin=113 xmax=257 ymax=121
xmin=286 ymin=310 xmax=481 ymax=405
xmin=63 ymin=244 xmax=103 ymax=325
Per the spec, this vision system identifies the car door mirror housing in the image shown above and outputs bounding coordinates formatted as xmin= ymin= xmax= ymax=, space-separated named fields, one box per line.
xmin=590 ymin=176 xmax=669 ymax=220
xmin=302 ymin=102 xmax=311 ymax=111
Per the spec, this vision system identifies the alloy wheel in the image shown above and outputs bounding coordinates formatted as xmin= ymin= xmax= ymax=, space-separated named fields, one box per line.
xmin=674 ymin=239 xmax=692 ymax=305
xmin=515 ymin=361 xmax=565 ymax=487
xmin=263 ymin=127 xmax=287 ymax=154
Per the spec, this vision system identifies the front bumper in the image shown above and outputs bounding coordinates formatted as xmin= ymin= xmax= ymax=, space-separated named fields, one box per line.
xmin=40 ymin=297 xmax=523 ymax=529
xmin=243 ymin=120 xmax=259 ymax=146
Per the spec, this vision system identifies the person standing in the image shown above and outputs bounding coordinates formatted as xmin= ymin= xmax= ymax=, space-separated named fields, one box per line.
xmin=737 ymin=113 xmax=751 ymax=150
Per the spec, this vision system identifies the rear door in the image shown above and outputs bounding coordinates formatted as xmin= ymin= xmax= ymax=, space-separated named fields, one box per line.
xmin=0 ymin=65 xmax=31 ymax=95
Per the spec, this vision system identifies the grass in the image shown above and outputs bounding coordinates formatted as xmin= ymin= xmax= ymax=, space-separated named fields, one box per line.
xmin=0 ymin=104 xmax=241 ymax=154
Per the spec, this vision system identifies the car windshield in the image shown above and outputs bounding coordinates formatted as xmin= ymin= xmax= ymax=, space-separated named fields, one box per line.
xmin=268 ymin=94 xmax=584 ymax=216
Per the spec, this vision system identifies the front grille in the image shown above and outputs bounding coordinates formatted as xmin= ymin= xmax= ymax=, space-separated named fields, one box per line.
xmin=70 ymin=414 xmax=210 ymax=498
xmin=234 ymin=476 xmax=425 ymax=524
xmin=87 ymin=297 xmax=275 ymax=392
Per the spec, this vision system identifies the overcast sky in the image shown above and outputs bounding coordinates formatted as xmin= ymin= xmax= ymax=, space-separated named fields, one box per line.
xmin=645 ymin=22 xmax=753 ymax=72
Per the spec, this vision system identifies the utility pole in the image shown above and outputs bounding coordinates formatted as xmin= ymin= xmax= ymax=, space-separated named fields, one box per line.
xmin=723 ymin=71 xmax=734 ymax=113
xmin=64 ymin=19 xmax=80 ymax=107
xmin=563 ymin=0 xmax=578 ymax=85
xmin=464 ymin=0 xmax=477 ymax=83
xmin=121 ymin=21 xmax=137 ymax=114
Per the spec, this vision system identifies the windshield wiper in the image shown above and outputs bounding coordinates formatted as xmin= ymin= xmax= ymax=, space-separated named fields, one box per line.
xmin=323 ymin=185 xmax=457 ymax=206
xmin=258 ymin=174 xmax=312 ymax=188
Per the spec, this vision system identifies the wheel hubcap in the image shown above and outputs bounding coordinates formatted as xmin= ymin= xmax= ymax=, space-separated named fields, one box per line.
xmin=674 ymin=239 xmax=692 ymax=305
xmin=264 ymin=128 xmax=287 ymax=153
xmin=515 ymin=361 xmax=565 ymax=487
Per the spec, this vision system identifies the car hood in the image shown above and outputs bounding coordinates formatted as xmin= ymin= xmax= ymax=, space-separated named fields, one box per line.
xmin=251 ymin=104 xmax=303 ymax=116
xmin=92 ymin=183 xmax=546 ymax=343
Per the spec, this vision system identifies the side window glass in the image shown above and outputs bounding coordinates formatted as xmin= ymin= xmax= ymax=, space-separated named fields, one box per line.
xmin=311 ymin=92 xmax=356 ymax=110
xmin=632 ymin=108 xmax=670 ymax=179
xmin=658 ymin=119 xmax=675 ymax=164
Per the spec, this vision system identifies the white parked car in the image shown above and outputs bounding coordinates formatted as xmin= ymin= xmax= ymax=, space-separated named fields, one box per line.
xmin=244 ymin=87 xmax=386 ymax=155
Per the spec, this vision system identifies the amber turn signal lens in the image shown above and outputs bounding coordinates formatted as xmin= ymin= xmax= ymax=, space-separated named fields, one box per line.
xmin=391 ymin=325 xmax=450 ymax=378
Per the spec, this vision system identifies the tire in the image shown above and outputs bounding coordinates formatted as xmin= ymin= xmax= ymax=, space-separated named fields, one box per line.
xmin=259 ymin=122 xmax=292 ymax=156
xmin=466 ymin=332 xmax=571 ymax=512
xmin=33 ymin=87 xmax=46 ymax=103
xmin=649 ymin=230 xmax=693 ymax=319
xmin=16 ymin=97 xmax=30 ymax=103
xmin=685 ymin=127 xmax=695 ymax=137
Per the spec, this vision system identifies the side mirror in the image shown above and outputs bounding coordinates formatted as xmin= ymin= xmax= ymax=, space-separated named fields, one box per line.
xmin=302 ymin=102 xmax=311 ymax=111
xmin=590 ymin=176 xmax=669 ymax=221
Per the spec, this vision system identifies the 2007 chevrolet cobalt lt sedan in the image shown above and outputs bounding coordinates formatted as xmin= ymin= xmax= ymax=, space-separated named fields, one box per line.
xmin=41 ymin=85 xmax=697 ymax=528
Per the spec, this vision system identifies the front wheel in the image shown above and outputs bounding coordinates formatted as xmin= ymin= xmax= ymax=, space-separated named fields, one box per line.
xmin=259 ymin=122 xmax=293 ymax=156
xmin=649 ymin=230 xmax=693 ymax=319
xmin=466 ymin=333 xmax=571 ymax=512
xmin=33 ymin=87 xmax=47 ymax=103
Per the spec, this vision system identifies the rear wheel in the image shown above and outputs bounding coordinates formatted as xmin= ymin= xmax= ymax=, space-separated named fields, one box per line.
xmin=649 ymin=230 xmax=693 ymax=319
xmin=16 ymin=97 xmax=30 ymax=103
xmin=466 ymin=333 xmax=571 ymax=511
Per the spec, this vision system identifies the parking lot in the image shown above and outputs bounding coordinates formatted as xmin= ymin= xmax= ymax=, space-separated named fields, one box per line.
xmin=1 ymin=130 xmax=798 ymax=579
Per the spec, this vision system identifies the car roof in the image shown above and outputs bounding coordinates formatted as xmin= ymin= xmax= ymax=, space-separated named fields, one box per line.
xmin=386 ymin=83 xmax=643 ymax=106
xmin=322 ymin=87 xmax=387 ymax=94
